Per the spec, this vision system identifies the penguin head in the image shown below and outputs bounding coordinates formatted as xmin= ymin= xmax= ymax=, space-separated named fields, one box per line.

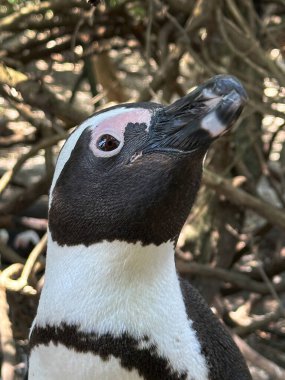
xmin=49 ymin=75 xmax=247 ymax=247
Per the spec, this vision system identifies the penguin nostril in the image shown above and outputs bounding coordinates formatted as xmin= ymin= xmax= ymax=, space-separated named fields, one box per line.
xmin=97 ymin=134 xmax=120 ymax=152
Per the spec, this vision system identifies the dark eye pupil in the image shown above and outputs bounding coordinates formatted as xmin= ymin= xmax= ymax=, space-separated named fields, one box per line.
xmin=97 ymin=134 xmax=120 ymax=152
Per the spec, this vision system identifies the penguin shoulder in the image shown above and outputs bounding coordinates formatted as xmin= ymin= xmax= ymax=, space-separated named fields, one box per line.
xmin=179 ymin=279 xmax=252 ymax=380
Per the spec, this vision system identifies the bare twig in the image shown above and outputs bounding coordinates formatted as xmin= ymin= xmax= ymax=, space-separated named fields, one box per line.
xmin=256 ymin=261 xmax=285 ymax=315
xmin=145 ymin=0 xmax=154 ymax=72
xmin=234 ymin=308 xmax=284 ymax=337
xmin=0 ymin=134 xmax=66 ymax=196
xmin=176 ymin=259 xmax=285 ymax=294
xmin=0 ymin=234 xmax=47 ymax=295
xmin=203 ymin=170 xmax=285 ymax=230
xmin=0 ymin=285 xmax=16 ymax=380
xmin=233 ymin=334 xmax=285 ymax=380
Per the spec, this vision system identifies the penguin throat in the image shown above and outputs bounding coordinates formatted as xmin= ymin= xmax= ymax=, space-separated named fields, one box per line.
xmin=33 ymin=234 xmax=209 ymax=380
xmin=36 ymin=233 xmax=177 ymax=332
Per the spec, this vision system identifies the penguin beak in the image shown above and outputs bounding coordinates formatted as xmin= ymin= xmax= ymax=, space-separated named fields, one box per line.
xmin=146 ymin=75 xmax=247 ymax=154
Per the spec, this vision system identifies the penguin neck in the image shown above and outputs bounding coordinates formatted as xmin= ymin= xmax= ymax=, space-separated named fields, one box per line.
xmin=36 ymin=232 xmax=181 ymax=334
xmin=33 ymin=233 xmax=210 ymax=380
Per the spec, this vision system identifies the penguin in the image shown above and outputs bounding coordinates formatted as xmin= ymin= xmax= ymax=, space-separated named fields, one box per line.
xmin=28 ymin=75 xmax=251 ymax=380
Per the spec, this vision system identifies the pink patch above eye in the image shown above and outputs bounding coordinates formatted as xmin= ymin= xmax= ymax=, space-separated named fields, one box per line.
xmin=89 ymin=108 xmax=152 ymax=157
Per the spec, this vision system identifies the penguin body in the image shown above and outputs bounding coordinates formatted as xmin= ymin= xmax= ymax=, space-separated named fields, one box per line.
xmin=30 ymin=241 xmax=208 ymax=380
xmin=29 ymin=76 xmax=251 ymax=380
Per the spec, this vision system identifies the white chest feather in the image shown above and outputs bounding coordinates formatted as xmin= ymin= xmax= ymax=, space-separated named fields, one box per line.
xmin=29 ymin=343 xmax=143 ymax=380
xmin=29 ymin=235 xmax=208 ymax=380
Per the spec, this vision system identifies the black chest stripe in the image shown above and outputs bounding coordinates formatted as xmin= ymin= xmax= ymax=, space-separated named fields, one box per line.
xmin=30 ymin=323 xmax=188 ymax=380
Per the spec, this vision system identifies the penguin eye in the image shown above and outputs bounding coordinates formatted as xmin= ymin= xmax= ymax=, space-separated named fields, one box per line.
xmin=96 ymin=134 xmax=120 ymax=152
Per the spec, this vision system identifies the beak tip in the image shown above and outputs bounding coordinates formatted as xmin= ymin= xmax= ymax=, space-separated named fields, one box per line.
xmin=155 ymin=74 xmax=248 ymax=153
xmin=211 ymin=74 xmax=248 ymax=102
xmin=200 ymin=75 xmax=247 ymax=139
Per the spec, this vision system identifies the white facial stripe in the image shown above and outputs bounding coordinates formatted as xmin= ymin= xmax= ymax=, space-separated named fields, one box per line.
xmin=90 ymin=109 xmax=151 ymax=158
xmin=49 ymin=107 xmax=151 ymax=206
xmin=201 ymin=111 xmax=225 ymax=137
